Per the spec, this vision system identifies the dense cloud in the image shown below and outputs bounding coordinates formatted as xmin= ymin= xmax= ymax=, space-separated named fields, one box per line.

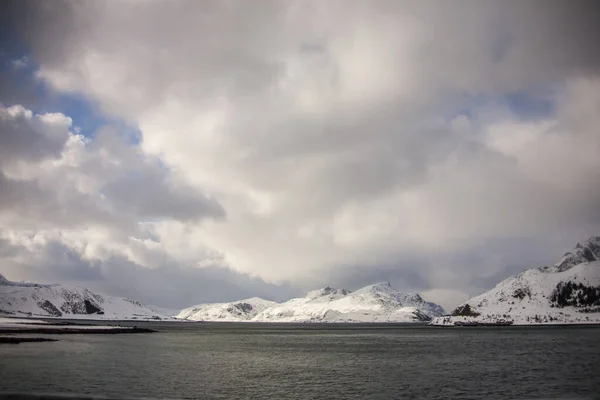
xmin=0 ymin=105 xmax=68 ymax=163
xmin=0 ymin=104 xmax=224 ymax=228
xmin=1 ymin=0 xmax=599 ymax=310
xmin=0 ymin=235 xmax=296 ymax=309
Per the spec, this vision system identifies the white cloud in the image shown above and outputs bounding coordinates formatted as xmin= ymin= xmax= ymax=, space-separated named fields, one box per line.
xmin=0 ymin=104 xmax=234 ymax=301
xmin=1 ymin=1 xmax=599 ymax=308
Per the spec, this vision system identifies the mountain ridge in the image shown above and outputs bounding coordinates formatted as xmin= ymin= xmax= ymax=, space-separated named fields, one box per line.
xmin=177 ymin=297 xmax=278 ymax=322
xmin=0 ymin=273 xmax=171 ymax=320
xmin=551 ymin=236 xmax=600 ymax=272
xmin=431 ymin=236 xmax=600 ymax=326
xmin=178 ymin=282 xmax=445 ymax=323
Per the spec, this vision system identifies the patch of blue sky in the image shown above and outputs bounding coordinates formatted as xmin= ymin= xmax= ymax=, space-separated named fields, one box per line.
xmin=503 ymin=90 xmax=556 ymax=120
xmin=446 ymin=88 xmax=557 ymax=125
xmin=444 ymin=25 xmax=557 ymax=124
xmin=1 ymin=46 xmax=141 ymax=145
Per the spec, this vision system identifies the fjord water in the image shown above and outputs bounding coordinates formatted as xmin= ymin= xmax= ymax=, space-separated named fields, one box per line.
xmin=1 ymin=323 xmax=599 ymax=400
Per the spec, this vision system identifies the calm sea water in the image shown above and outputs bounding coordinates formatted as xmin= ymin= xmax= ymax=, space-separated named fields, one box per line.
xmin=1 ymin=322 xmax=599 ymax=400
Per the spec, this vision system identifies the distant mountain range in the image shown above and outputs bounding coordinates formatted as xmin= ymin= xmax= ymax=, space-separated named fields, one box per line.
xmin=0 ymin=273 xmax=444 ymax=323
xmin=4 ymin=236 xmax=598 ymax=325
xmin=0 ymin=274 xmax=169 ymax=320
xmin=431 ymin=236 xmax=600 ymax=326
xmin=177 ymin=282 xmax=445 ymax=323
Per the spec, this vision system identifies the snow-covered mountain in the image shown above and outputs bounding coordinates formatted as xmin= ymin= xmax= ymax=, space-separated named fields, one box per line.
xmin=176 ymin=297 xmax=278 ymax=321
xmin=431 ymin=236 xmax=600 ymax=326
xmin=0 ymin=273 xmax=171 ymax=320
xmin=178 ymin=282 xmax=445 ymax=323
xmin=255 ymin=282 xmax=444 ymax=323
xmin=548 ymin=236 xmax=600 ymax=272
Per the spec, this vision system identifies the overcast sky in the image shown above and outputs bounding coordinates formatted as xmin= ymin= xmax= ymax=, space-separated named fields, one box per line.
xmin=1 ymin=0 xmax=599 ymax=311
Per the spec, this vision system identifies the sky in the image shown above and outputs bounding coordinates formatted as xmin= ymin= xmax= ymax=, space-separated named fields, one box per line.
xmin=0 ymin=0 xmax=599 ymax=311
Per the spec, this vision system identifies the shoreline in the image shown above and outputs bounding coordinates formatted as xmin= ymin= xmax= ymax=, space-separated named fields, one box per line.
xmin=0 ymin=337 xmax=59 ymax=344
xmin=4 ymin=315 xmax=600 ymax=328
xmin=0 ymin=316 xmax=157 ymax=340
xmin=0 ymin=326 xmax=156 ymax=335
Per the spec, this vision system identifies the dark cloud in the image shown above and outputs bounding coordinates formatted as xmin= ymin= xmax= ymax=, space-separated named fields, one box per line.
xmin=0 ymin=106 xmax=67 ymax=163
xmin=89 ymin=127 xmax=226 ymax=222
xmin=101 ymin=164 xmax=225 ymax=222
xmin=0 ymin=237 xmax=297 ymax=308
xmin=324 ymin=262 xmax=432 ymax=294
xmin=0 ymin=108 xmax=225 ymax=229
xmin=0 ymin=68 xmax=41 ymax=110
xmin=0 ymin=0 xmax=75 ymax=65
xmin=0 ymin=171 xmax=121 ymax=231
xmin=508 ymin=0 xmax=600 ymax=77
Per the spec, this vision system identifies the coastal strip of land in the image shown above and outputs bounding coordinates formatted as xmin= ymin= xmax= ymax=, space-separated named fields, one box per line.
xmin=0 ymin=316 xmax=156 ymax=344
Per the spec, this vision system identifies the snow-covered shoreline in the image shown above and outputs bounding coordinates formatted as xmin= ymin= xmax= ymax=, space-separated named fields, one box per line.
xmin=0 ymin=317 xmax=124 ymax=330
xmin=429 ymin=315 xmax=600 ymax=327
xmin=0 ymin=316 xmax=157 ymax=335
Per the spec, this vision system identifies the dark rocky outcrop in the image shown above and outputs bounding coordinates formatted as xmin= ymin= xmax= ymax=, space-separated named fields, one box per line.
xmin=84 ymin=299 xmax=104 ymax=314
xmin=36 ymin=300 xmax=63 ymax=317
xmin=451 ymin=304 xmax=480 ymax=317
xmin=512 ymin=287 xmax=531 ymax=300
xmin=232 ymin=302 xmax=253 ymax=313
xmin=60 ymin=298 xmax=104 ymax=315
xmin=550 ymin=281 xmax=600 ymax=308
xmin=413 ymin=309 xmax=432 ymax=322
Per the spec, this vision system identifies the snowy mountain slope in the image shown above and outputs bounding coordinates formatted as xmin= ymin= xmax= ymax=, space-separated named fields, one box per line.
xmin=176 ymin=282 xmax=444 ymax=323
xmin=431 ymin=237 xmax=600 ymax=326
xmin=176 ymin=297 xmax=278 ymax=321
xmin=254 ymin=282 xmax=444 ymax=323
xmin=0 ymin=273 xmax=171 ymax=320
xmin=549 ymin=236 xmax=600 ymax=272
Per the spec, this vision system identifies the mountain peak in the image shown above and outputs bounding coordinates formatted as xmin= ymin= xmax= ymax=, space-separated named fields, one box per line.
xmin=433 ymin=237 xmax=600 ymax=326
xmin=251 ymin=281 xmax=444 ymax=322
xmin=554 ymin=236 xmax=600 ymax=272
xmin=306 ymin=286 xmax=351 ymax=300
xmin=0 ymin=273 xmax=8 ymax=285
xmin=355 ymin=281 xmax=395 ymax=294
xmin=176 ymin=297 xmax=278 ymax=321
xmin=373 ymin=281 xmax=393 ymax=288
